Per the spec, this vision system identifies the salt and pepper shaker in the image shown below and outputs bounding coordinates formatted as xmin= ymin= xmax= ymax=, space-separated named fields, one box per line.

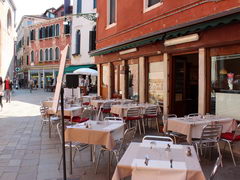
xmin=165 ymin=144 xmax=171 ymax=152
xmin=144 ymin=155 xmax=149 ymax=166
xmin=170 ymin=159 xmax=173 ymax=168
xmin=186 ymin=147 xmax=192 ymax=156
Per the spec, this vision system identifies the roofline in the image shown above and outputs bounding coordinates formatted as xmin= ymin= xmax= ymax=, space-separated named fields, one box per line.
xmin=8 ymin=0 xmax=16 ymax=11
xmin=16 ymin=15 xmax=49 ymax=32
xmin=90 ymin=7 xmax=240 ymax=56
xmin=28 ymin=16 xmax=72 ymax=28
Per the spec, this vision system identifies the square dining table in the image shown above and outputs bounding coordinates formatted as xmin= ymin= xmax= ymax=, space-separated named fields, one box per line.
xmin=112 ymin=142 xmax=205 ymax=180
xmin=165 ymin=116 xmax=237 ymax=144
xmin=65 ymin=120 xmax=125 ymax=176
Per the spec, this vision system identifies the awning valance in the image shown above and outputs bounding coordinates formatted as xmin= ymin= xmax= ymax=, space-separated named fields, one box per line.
xmin=64 ymin=65 xmax=96 ymax=74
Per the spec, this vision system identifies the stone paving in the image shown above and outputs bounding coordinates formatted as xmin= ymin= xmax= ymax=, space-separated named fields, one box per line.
xmin=0 ymin=89 xmax=239 ymax=180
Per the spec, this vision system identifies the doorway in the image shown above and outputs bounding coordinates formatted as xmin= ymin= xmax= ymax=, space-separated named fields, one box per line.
xmin=171 ymin=54 xmax=199 ymax=117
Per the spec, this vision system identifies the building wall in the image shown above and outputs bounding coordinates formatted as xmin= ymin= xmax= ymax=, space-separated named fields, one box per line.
xmin=71 ymin=0 xmax=96 ymax=65
xmin=0 ymin=0 xmax=16 ymax=80
xmin=96 ymin=0 xmax=240 ymax=50
xmin=29 ymin=17 xmax=71 ymax=66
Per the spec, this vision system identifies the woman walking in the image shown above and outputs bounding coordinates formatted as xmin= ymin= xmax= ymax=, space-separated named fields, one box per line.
xmin=0 ymin=77 xmax=3 ymax=110
xmin=4 ymin=76 xmax=12 ymax=103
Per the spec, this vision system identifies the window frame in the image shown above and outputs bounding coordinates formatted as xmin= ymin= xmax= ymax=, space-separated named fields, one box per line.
xmin=39 ymin=49 xmax=43 ymax=62
xmin=143 ymin=0 xmax=163 ymax=13
xmin=106 ymin=0 xmax=117 ymax=28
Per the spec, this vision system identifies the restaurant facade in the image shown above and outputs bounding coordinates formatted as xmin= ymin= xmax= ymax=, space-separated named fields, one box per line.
xmin=91 ymin=0 xmax=240 ymax=119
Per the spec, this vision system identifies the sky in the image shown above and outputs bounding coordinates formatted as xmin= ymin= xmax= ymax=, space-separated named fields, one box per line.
xmin=13 ymin=0 xmax=64 ymax=25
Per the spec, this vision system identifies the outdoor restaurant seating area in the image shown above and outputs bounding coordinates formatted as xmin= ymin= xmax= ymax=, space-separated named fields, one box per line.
xmin=39 ymin=95 xmax=239 ymax=180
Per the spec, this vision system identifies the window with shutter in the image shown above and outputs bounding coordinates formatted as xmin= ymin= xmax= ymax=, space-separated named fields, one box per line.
xmin=75 ymin=30 xmax=81 ymax=54
xmin=77 ymin=0 xmax=82 ymax=14
xmin=89 ymin=30 xmax=96 ymax=51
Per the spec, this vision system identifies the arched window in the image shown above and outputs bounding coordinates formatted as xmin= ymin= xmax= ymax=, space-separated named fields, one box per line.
xmin=67 ymin=46 xmax=71 ymax=60
xmin=45 ymin=49 xmax=49 ymax=61
xmin=31 ymin=51 xmax=34 ymax=63
xmin=7 ymin=10 xmax=12 ymax=30
xmin=56 ymin=24 xmax=60 ymax=36
xmin=75 ymin=30 xmax=81 ymax=54
xmin=49 ymin=48 xmax=53 ymax=60
xmin=40 ymin=49 xmax=43 ymax=61
xmin=55 ymin=47 xmax=60 ymax=60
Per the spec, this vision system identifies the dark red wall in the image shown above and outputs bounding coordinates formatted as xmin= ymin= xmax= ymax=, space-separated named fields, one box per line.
xmin=96 ymin=0 xmax=240 ymax=49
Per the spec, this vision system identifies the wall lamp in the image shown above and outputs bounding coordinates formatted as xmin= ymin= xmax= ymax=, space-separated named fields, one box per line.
xmin=164 ymin=33 xmax=199 ymax=46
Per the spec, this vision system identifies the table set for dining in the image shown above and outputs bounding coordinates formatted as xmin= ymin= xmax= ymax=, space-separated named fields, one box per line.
xmin=40 ymin=96 xmax=238 ymax=180
xmin=165 ymin=115 xmax=237 ymax=144
xmin=112 ymin=142 xmax=205 ymax=180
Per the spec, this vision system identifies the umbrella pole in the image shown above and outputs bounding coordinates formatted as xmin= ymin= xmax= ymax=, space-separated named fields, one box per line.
xmin=60 ymin=87 xmax=67 ymax=180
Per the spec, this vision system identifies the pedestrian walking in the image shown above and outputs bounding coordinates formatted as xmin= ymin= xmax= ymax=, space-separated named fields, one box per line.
xmin=0 ymin=77 xmax=3 ymax=110
xmin=29 ymin=79 xmax=34 ymax=93
xmin=4 ymin=76 xmax=12 ymax=103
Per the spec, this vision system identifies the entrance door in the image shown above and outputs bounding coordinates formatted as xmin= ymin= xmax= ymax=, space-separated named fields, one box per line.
xmin=171 ymin=54 xmax=199 ymax=117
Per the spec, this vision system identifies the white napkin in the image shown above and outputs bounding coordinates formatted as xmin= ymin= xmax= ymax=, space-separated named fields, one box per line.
xmin=131 ymin=159 xmax=186 ymax=170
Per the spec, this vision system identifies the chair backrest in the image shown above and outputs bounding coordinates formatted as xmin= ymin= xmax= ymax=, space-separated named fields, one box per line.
xmin=56 ymin=122 xmax=63 ymax=143
xmin=119 ymin=127 xmax=137 ymax=152
xmin=162 ymin=114 xmax=177 ymax=124
xmin=201 ymin=124 xmax=223 ymax=142
xmin=233 ymin=123 xmax=240 ymax=140
xmin=81 ymin=109 xmax=92 ymax=119
xmin=209 ymin=156 xmax=222 ymax=180
xmin=104 ymin=117 xmax=123 ymax=122
xmin=102 ymin=102 xmax=111 ymax=110
xmin=188 ymin=113 xmax=201 ymax=118
xmin=127 ymin=108 xmax=140 ymax=117
xmin=142 ymin=135 xmax=174 ymax=144
xmin=40 ymin=106 xmax=48 ymax=119
xmin=145 ymin=106 xmax=158 ymax=116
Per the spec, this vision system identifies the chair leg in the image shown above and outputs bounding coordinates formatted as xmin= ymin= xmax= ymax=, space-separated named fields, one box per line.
xmin=137 ymin=120 xmax=142 ymax=135
xmin=216 ymin=142 xmax=223 ymax=167
xmin=73 ymin=148 xmax=78 ymax=161
xmin=58 ymin=154 xmax=63 ymax=170
xmin=227 ymin=141 xmax=236 ymax=166
xmin=95 ymin=149 xmax=103 ymax=174
xmin=142 ymin=119 xmax=146 ymax=134
xmin=155 ymin=117 xmax=160 ymax=133
xmin=194 ymin=143 xmax=200 ymax=161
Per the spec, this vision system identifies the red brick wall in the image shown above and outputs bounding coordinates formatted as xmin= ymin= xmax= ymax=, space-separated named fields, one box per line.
xmin=29 ymin=17 xmax=71 ymax=66
xmin=96 ymin=0 xmax=240 ymax=49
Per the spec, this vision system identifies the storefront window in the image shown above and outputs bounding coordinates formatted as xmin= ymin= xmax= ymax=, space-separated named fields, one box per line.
xmin=211 ymin=54 xmax=240 ymax=119
xmin=148 ymin=61 xmax=164 ymax=104
xmin=128 ymin=63 xmax=139 ymax=101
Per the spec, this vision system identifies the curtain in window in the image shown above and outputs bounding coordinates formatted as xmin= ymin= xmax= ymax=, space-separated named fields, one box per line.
xmin=56 ymin=24 xmax=60 ymax=36
xmin=45 ymin=49 xmax=49 ymax=61
xmin=75 ymin=30 xmax=81 ymax=54
xmin=109 ymin=0 xmax=116 ymax=24
xmin=55 ymin=47 xmax=60 ymax=60
xmin=50 ymin=48 xmax=53 ymax=60
xmin=148 ymin=0 xmax=160 ymax=7
xmin=31 ymin=51 xmax=34 ymax=62
xmin=40 ymin=50 xmax=43 ymax=61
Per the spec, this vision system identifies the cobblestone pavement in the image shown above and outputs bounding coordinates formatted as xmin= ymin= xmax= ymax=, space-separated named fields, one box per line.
xmin=0 ymin=89 xmax=239 ymax=180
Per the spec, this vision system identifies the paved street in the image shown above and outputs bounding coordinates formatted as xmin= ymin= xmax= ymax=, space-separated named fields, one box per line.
xmin=0 ymin=89 xmax=239 ymax=180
